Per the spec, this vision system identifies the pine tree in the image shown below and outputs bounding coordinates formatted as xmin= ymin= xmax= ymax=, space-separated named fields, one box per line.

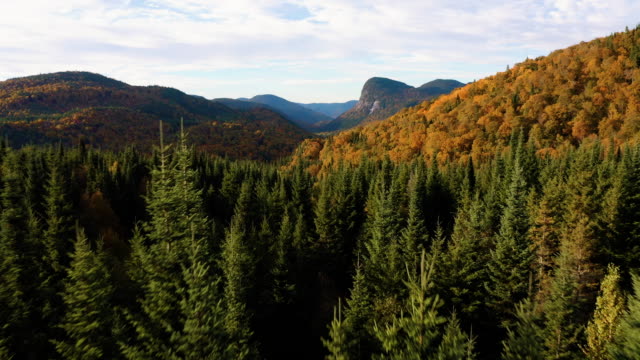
xmin=373 ymin=252 xmax=446 ymax=359
xmin=323 ymin=299 xmax=350 ymax=360
xmin=438 ymin=192 xmax=488 ymax=321
xmin=612 ymin=146 xmax=640 ymax=270
xmin=221 ymin=194 xmax=255 ymax=358
xmin=55 ymin=228 xmax=115 ymax=360
xmin=0 ymin=152 xmax=29 ymax=356
xmin=400 ymin=170 xmax=428 ymax=272
xmin=501 ymin=299 xmax=545 ymax=360
xmin=437 ymin=312 xmax=476 ymax=360
xmin=485 ymin=161 xmax=534 ymax=327
xmin=529 ymin=177 xmax=565 ymax=306
xmin=122 ymin=122 xmax=219 ymax=359
xmin=585 ymin=264 xmax=624 ymax=360
xmin=343 ymin=264 xmax=374 ymax=359
xmin=177 ymin=229 xmax=230 ymax=360
xmin=610 ymin=274 xmax=640 ymax=359
xmin=543 ymin=247 xmax=583 ymax=360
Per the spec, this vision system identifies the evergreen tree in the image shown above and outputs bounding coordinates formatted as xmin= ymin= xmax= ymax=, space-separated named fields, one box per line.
xmin=610 ymin=274 xmax=640 ymax=359
xmin=177 ymin=229 xmax=230 ymax=360
xmin=612 ymin=146 xmax=640 ymax=270
xmin=400 ymin=170 xmax=428 ymax=272
xmin=543 ymin=247 xmax=583 ymax=360
xmin=438 ymin=192 xmax=488 ymax=322
xmin=485 ymin=161 xmax=534 ymax=327
xmin=323 ymin=300 xmax=350 ymax=360
xmin=55 ymin=228 xmax=115 ymax=360
xmin=221 ymin=192 xmax=255 ymax=358
xmin=343 ymin=264 xmax=375 ymax=359
xmin=585 ymin=264 xmax=624 ymax=360
xmin=373 ymin=253 xmax=446 ymax=359
xmin=436 ymin=312 xmax=476 ymax=360
xmin=501 ymin=299 xmax=545 ymax=360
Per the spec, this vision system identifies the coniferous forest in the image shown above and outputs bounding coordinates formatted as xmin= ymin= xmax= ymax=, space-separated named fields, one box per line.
xmin=2 ymin=124 xmax=640 ymax=359
xmin=1 ymin=24 xmax=640 ymax=360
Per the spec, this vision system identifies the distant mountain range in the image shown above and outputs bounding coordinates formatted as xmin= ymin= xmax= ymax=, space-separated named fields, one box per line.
xmin=225 ymin=77 xmax=462 ymax=133
xmin=0 ymin=72 xmax=309 ymax=160
xmin=318 ymin=78 xmax=465 ymax=131
xmin=299 ymin=100 xmax=359 ymax=118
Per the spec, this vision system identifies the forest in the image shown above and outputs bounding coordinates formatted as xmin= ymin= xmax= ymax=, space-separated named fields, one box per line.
xmin=1 ymin=122 xmax=640 ymax=359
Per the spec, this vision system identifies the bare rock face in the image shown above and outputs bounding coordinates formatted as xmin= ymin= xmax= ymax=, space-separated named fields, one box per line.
xmin=319 ymin=77 xmax=464 ymax=131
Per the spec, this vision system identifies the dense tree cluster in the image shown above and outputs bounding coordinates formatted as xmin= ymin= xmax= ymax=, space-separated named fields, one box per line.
xmin=0 ymin=124 xmax=639 ymax=359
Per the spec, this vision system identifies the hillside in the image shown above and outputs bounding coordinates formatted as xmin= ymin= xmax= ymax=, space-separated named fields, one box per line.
xmin=299 ymin=100 xmax=357 ymax=118
xmin=248 ymin=94 xmax=333 ymax=130
xmin=0 ymin=72 xmax=310 ymax=160
xmin=319 ymin=77 xmax=464 ymax=131
xmin=295 ymin=26 xmax=640 ymax=169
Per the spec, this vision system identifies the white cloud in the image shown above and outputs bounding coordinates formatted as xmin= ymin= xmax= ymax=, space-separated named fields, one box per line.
xmin=0 ymin=0 xmax=638 ymax=102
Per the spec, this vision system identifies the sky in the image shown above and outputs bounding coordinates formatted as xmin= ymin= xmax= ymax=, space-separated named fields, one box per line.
xmin=0 ymin=1 xmax=639 ymax=103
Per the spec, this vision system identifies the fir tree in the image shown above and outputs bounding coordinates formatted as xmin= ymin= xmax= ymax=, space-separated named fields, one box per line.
xmin=436 ymin=312 xmax=476 ymax=360
xmin=343 ymin=264 xmax=374 ymax=359
xmin=373 ymin=252 xmax=446 ymax=359
xmin=55 ymin=228 xmax=115 ymax=360
xmin=323 ymin=299 xmax=350 ymax=360
xmin=177 ymin=229 xmax=230 ymax=360
xmin=501 ymin=299 xmax=545 ymax=360
xmin=221 ymin=196 xmax=255 ymax=358
xmin=610 ymin=274 xmax=640 ymax=359
xmin=585 ymin=264 xmax=624 ymax=360
xmin=485 ymin=161 xmax=534 ymax=327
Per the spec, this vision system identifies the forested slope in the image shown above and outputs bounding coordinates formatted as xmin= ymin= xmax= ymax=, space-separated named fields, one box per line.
xmin=0 ymin=72 xmax=309 ymax=160
xmin=296 ymin=26 xmax=640 ymax=170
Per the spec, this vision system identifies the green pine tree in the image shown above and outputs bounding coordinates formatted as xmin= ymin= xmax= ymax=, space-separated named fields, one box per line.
xmin=585 ymin=264 xmax=625 ymax=360
xmin=54 ymin=228 xmax=115 ymax=360
xmin=501 ymin=299 xmax=545 ymax=360
xmin=323 ymin=299 xmax=350 ymax=360
xmin=610 ymin=274 xmax=640 ymax=359
xmin=373 ymin=252 xmax=446 ymax=360
xmin=436 ymin=312 xmax=476 ymax=360
xmin=485 ymin=161 xmax=534 ymax=327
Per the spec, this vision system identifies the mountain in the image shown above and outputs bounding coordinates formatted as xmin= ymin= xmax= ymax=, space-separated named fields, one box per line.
xmin=0 ymin=71 xmax=310 ymax=160
xmin=294 ymin=26 xmax=640 ymax=168
xmin=298 ymin=100 xmax=358 ymax=118
xmin=318 ymin=77 xmax=464 ymax=131
xmin=248 ymin=94 xmax=333 ymax=130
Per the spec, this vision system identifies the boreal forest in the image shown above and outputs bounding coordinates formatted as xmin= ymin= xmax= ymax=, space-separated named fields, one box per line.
xmin=1 ymin=26 xmax=640 ymax=360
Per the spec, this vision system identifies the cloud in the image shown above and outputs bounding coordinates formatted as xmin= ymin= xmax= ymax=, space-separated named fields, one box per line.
xmin=0 ymin=0 xmax=638 ymax=102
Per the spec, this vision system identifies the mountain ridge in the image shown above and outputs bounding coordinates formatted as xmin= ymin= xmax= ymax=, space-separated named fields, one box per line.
xmin=0 ymin=71 xmax=310 ymax=160
xmin=293 ymin=26 xmax=640 ymax=169
xmin=319 ymin=77 xmax=464 ymax=131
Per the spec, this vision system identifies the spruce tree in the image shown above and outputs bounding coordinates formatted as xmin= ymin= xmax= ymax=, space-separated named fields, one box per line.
xmin=373 ymin=253 xmax=446 ymax=359
xmin=0 ymin=152 xmax=29 ymax=356
xmin=343 ymin=264 xmax=375 ymax=359
xmin=436 ymin=312 xmax=476 ymax=360
xmin=177 ymin=229 xmax=230 ymax=360
xmin=323 ymin=300 xmax=350 ymax=360
xmin=543 ymin=247 xmax=583 ymax=360
xmin=438 ymin=192 xmax=488 ymax=322
xmin=485 ymin=161 xmax=534 ymax=327
xmin=501 ymin=299 xmax=545 ymax=360
xmin=221 ymin=188 xmax=255 ymax=358
xmin=55 ymin=228 xmax=115 ymax=360
xmin=585 ymin=264 xmax=624 ymax=360
xmin=122 ymin=122 xmax=219 ymax=359
xmin=610 ymin=274 xmax=640 ymax=359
